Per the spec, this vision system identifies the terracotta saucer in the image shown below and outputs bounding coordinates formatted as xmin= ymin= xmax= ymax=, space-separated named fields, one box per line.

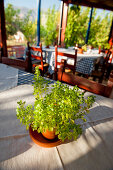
xmin=29 ymin=126 xmax=62 ymax=148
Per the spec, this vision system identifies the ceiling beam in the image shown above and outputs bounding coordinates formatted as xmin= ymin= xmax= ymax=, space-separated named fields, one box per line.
xmin=62 ymin=0 xmax=113 ymax=11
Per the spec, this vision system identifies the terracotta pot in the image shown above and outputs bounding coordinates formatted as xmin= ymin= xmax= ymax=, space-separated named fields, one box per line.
xmin=78 ymin=48 xmax=83 ymax=54
xmin=29 ymin=126 xmax=62 ymax=148
xmin=42 ymin=129 xmax=56 ymax=140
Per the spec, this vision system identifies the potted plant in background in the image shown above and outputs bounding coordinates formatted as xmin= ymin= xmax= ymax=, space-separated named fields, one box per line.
xmin=82 ymin=44 xmax=87 ymax=52
xmin=16 ymin=67 xmax=95 ymax=147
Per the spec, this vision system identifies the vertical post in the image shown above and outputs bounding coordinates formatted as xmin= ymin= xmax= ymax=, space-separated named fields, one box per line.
xmin=0 ymin=0 xmax=7 ymax=57
xmin=27 ymin=42 xmax=32 ymax=73
xmin=108 ymin=19 xmax=113 ymax=48
xmin=74 ymin=49 xmax=77 ymax=73
xmin=85 ymin=7 xmax=93 ymax=44
xmin=37 ymin=0 xmax=41 ymax=46
xmin=0 ymin=14 xmax=2 ymax=47
xmin=61 ymin=2 xmax=68 ymax=47
xmin=107 ymin=70 xmax=113 ymax=98
xmin=54 ymin=45 xmax=58 ymax=80
xmin=0 ymin=10 xmax=2 ymax=60
xmin=58 ymin=1 xmax=63 ymax=46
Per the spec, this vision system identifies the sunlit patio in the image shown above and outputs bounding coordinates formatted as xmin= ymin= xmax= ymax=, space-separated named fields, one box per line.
xmin=0 ymin=0 xmax=113 ymax=169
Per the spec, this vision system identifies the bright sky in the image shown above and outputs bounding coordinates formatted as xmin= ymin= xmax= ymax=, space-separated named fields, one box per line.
xmin=4 ymin=0 xmax=112 ymax=18
xmin=4 ymin=0 xmax=61 ymax=9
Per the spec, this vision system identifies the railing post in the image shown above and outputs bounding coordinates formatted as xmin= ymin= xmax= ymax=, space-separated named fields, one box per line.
xmin=0 ymin=0 xmax=8 ymax=57
xmin=37 ymin=0 xmax=41 ymax=46
xmin=85 ymin=7 xmax=93 ymax=44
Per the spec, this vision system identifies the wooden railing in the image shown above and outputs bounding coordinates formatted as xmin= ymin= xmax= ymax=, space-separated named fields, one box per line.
xmin=57 ymin=59 xmax=113 ymax=98
xmin=7 ymin=45 xmax=25 ymax=58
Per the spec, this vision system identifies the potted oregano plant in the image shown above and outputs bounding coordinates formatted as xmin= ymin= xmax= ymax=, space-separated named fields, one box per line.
xmin=16 ymin=67 xmax=95 ymax=145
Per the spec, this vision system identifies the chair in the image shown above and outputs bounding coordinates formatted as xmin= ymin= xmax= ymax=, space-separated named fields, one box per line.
xmin=91 ymin=50 xmax=112 ymax=83
xmin=27 ymin=42 xmax=49 ymax=76
xmin=98 ymin=46 xmax=108 ymax=54
xmin=54 ymin=45 xmax=77 ymax=80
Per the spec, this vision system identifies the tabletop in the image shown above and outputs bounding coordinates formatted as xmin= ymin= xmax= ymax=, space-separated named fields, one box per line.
xmin=0 ymin=64 xmax=113 ymax=170
xmin=42 ymin=47 xmax=103 ymax=75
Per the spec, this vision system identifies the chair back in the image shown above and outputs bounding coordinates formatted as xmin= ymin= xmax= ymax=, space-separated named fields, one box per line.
xmin=99 ymin=47 xmax=112 ymax=63
xmin=104 ymin=50 xmax=112 ymax=64
xmin=55 ymin=45 xmax=77 ymax=77
xmin=27 ymin=42 xmax=44 ymax=71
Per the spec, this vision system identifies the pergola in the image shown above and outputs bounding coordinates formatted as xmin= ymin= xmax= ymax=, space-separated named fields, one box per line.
xmin=0 ymin=0 xmax=113 ymax=57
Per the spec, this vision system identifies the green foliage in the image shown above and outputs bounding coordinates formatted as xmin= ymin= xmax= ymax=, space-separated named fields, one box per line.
xmin=65 ymin=6 xmax=90 ymax=47
xmin=44 ymin=6 xmax=59 ymax=46
xmin=5 ymin=4 xmax=21 ymax=37
xmin=16 ymin=100 xmax=34 ymax=130
xmin=65 ymin=5 xmax=112 ymax=48
xmin=5 ymin=3 xmax=112 ymax=48
xmin=90 ymin=13 xmax=112 ymax=48
xmin=40 ymin=25 xmax=47 ymax=43
xmin=5 ymin=4 xmax=37 ymax=43
xmin=16 ymin=67 xmax=95 ymax=141
xmin=20 ymin=11 xmax=37 ymax=43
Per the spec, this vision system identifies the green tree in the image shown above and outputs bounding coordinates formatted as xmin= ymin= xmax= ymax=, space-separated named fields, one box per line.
xmin=44 ymin=6 xmax=59 ymax=46
xmin=5 ymin=4 xmax=21 ymax=38
xmin=92 ymin=13 xmax=112 ymax=48
xmin=65 ymin=6 xmax=90 ymax=47
xmin=65 ymin=5 xmax=112 ymax=48
xmin=40 ymin=25 xmax=46 ymax=43
xmin=20 ymin=10 xmax=37 ymax=43
xmin=5 ymin=4 xmax=37 ymax=43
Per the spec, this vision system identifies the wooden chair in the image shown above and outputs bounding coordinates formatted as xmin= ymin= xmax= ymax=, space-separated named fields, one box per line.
xmin=98 ymin=46 xmax=108 ymax=54
xmin=91 ymin=50 xmax=112 ymax=83
xmin=27 ymin=42 xmax=49 ymax=76
xmin=104 ymin=50 xmax=113 ymax=79
xmin=54 ymin=45 xmax=77 ymax=80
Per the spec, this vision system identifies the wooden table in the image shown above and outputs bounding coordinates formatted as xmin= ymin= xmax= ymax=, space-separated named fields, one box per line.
xmin=42 ymin=47 xmax=103 ymax=75
xmin=0 ymin=64 xmax=113 ymax=170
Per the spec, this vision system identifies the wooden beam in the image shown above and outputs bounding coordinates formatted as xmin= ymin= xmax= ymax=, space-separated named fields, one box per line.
xmin=0 ymin=0 xmax=8 ymax=57
xmin=58 ymin=1 xmax=63 ymax=46
xmin=61 ymin=2 xmax=68 ymax=47
xmin=62 ymin=0 xmax=113 ymax=11
xmin=108 ymin=19 xmax=113 ymax=48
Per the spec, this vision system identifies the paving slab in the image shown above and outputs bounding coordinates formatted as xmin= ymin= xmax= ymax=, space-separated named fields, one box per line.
xmin=0 ymin=64 xmax=18 ymax=92
xmin=85 ymin=91 xmax=113 ymax=108
xmin=0 ymin=136 xmax=63 ymax=170
xmin=57 ymin=123 xmax=113 ymax=170
xmin=0 ymin=85 xmax=34 ymax=138
xmin=90 ymin=119 xmax=113 ymax=159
